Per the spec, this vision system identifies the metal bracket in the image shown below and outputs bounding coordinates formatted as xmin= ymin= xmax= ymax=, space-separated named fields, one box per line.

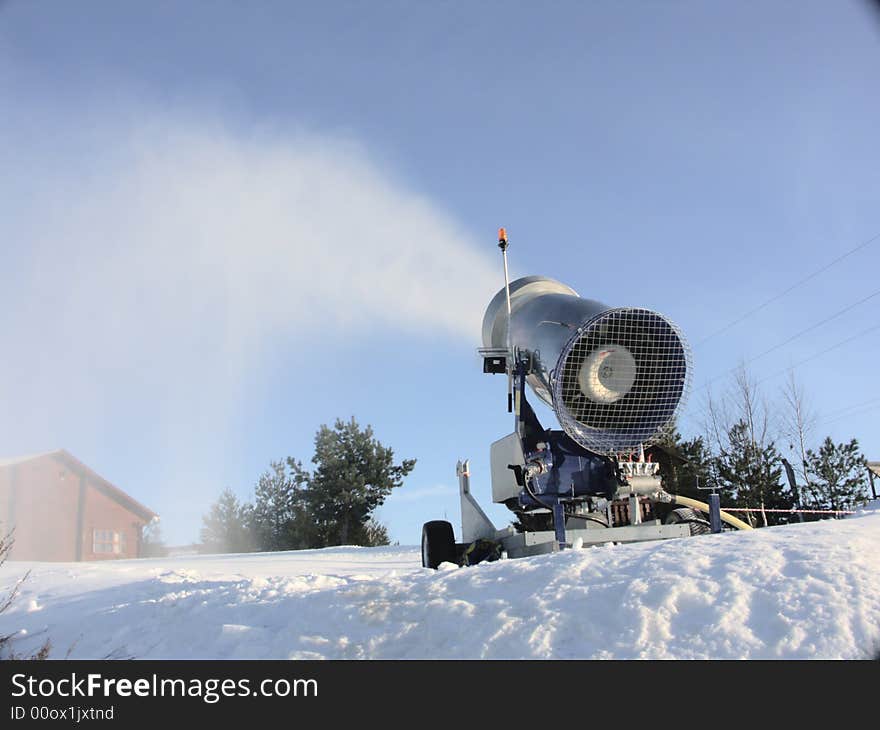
xmin=458 ymin=459 xmax=497 ymax=543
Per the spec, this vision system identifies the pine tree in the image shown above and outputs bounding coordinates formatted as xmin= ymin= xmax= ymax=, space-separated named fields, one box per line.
xmin=140 ymin=521 xmax=167 ymax=558
xmin=251 ymin=460 xmax=311 ymax=551
xmin=805 ymin=437 xmax=869 ymax=514
xmin=654 ymin=431 xmax=715 ymax=501
xmin=305 ymin=417 xmax=415 ymax=547
xmin=200 ymin=488 xmax=254 ymax=553
xmin=358 ymin=518 xmax=391 ymax=547
xmin=715 ymin=420 xmax=793 ymax=526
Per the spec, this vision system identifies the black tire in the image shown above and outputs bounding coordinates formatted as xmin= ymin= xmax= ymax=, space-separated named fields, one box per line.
xmin=665 ymin=507 xmax=711 ymax=536
xmin=421 ymin=521 xmax=456 ymax=569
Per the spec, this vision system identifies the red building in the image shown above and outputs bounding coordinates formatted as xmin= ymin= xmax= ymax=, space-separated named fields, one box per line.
xmin=0 ymin=450 xmax=157 ymax=562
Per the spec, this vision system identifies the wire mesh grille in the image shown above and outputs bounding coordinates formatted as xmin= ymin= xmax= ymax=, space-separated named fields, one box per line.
xmin=550 ymin=307 xmax=692 ymax=455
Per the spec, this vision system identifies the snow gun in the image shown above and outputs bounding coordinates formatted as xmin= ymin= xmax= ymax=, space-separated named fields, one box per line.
xmin=421 ymin=228 xmax=751 ymax=568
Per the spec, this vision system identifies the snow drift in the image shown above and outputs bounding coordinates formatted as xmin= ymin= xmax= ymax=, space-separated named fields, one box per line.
xmin=1 ymin=508 xmax=879 ymax=660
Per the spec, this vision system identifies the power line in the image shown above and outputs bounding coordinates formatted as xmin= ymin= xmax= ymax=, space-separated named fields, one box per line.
xmin=820 ymin=397 xmax=880 ymax=422
xmin=818 ymin=401 xmax=880 ymax=427
xmin=701 ymin=286 xmax=880 ymax=388
xmin=756 ymin=322 xmax=880 ymax=385
xmin=694 ymin=230 xmax=880 ymax=348
xmin=680 ymin=393 xmax=880 ymax=434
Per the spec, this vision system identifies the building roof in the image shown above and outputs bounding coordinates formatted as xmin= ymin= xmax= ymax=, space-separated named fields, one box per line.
xmin=0 ymin=449 xmax=157 ymax=523
xmin=869 ymin=462 xmax=880 ymax=479
xmin=0 ymin=451 xmax=60 ymax=468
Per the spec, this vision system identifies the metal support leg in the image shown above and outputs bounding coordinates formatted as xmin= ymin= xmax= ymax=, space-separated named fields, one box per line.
xmin=708 ymin=493 xmax=722 ymax=534
xmin=552 ymin=503 xmax=566 ymax=548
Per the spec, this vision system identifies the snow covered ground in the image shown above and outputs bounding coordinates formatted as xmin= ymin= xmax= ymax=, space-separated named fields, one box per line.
xmin=2 ymin=507 xmax=879 ymax=660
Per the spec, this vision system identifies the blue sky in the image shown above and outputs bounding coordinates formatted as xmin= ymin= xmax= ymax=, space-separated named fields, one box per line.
xmin=1 ymin=1 xmax=879 ymax=546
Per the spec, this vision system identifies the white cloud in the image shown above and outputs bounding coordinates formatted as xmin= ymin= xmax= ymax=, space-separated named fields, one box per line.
xmin=1 ymin=108 xmax=500 ymax=435
xmin=0 ymin=104 xmax=501 ymax=541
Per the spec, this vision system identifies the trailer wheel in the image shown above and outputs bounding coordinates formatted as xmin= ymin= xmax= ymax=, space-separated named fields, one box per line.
xmin=421 ymin=521 xmax=456 ymax=569
xmin=665 ymin=507 xmax=711 ymax=536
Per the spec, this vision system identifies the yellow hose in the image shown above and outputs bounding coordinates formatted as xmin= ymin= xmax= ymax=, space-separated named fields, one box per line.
xmin=670 ymin=494 xmax=753 ymax=531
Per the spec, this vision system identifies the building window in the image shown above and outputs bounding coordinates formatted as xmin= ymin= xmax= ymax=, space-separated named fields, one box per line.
xmin=93 ymin=529 xmax=126 ymax=555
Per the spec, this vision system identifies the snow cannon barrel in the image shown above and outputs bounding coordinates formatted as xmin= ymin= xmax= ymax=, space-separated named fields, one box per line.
xmin=482 ymin=276 xmax=692 ymax=455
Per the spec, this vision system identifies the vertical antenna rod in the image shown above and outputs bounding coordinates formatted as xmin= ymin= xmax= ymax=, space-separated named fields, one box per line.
xmin=498 ymin=227 xmax=513 ymax=414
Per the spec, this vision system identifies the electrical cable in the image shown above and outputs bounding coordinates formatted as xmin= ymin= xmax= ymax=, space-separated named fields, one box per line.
xmin=756 ymin=322 xmax=880 ymax=385
xmin=564 ymin=512 xmax=609 ymax=527
xmin=701 ymin=286 xmax=880 ymax=387
xmin=694 ymin=230 xmax=880 ymax=347
xmin=822 ymin=395 xmax=880 ymax=421
xmin=818 ymin=401 xmax=880 ymax=427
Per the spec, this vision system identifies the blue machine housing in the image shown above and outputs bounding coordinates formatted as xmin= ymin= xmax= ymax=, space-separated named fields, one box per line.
xmin=517 ymin=430 xmax=617 ymax=509
xmin=513 ymin=386 xmax=619 ymax=510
